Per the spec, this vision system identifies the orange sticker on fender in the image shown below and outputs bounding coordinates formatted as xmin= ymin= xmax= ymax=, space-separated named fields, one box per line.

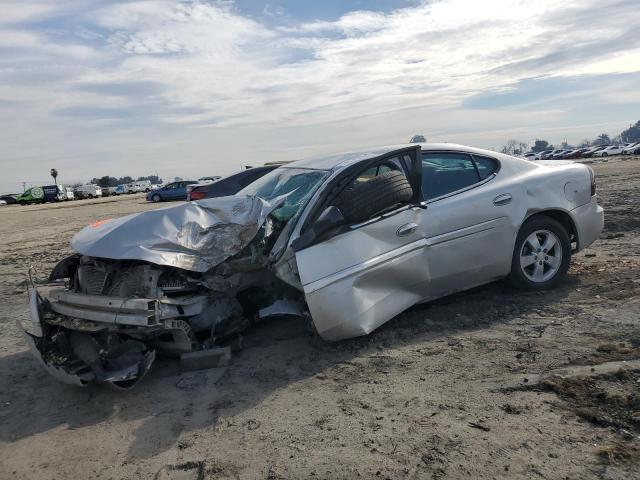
xmin=90 ymin=219 xmax=113 ymax=228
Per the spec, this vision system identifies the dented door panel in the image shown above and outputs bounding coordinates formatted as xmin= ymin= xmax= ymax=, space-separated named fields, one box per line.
xmin=295 ymin=207 xmax=431 ymax=340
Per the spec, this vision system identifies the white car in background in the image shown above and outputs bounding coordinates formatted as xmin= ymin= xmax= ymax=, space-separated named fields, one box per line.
xmin=133 ymin=180 xmax=152 ymax=192
xmin=74 ymin=184 xmax=102 ymax=199
xmin=593 ymin=145 xmax=624 ymax=157
xmin=622 ymin=142 xmax=640 ymax=154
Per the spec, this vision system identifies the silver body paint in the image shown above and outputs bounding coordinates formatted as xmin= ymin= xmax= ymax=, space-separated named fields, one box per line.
xmin=287 ymin=144 xmax=603 ymax=340
xmin=71 ymin=194 xmax=284 ymax=272
xmin=23 ymin=143 xmax=604 ymax=387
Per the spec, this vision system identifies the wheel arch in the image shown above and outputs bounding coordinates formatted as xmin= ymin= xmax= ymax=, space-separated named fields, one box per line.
xmin=523 ymin=209 xmax=578 ymax=251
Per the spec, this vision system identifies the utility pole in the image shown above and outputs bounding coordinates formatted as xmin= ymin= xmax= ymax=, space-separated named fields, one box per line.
xmin=22 ymin=181 xmax=26 ymax=192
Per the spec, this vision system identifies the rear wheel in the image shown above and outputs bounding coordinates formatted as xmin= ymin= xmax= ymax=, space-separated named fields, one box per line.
xmin=509 ymin=216 xmax=571 ymax=290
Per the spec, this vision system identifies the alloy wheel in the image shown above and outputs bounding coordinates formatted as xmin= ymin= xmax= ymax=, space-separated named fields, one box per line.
xmin=519 ymin=230 xmax=563 ymax=283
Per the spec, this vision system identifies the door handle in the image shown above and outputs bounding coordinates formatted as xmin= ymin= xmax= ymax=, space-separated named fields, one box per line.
xmin=493 ymin=193 xmax=512 ymax=206
xmin=397 ymin=222 xmax=418 ymax=237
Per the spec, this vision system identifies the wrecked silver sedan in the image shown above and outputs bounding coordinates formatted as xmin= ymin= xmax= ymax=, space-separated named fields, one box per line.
xmin=21 ymin=144 xmax=604 ymax=387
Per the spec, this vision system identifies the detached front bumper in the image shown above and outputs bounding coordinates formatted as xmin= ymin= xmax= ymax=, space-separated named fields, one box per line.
xmin=19 ymin=289 xmax=155 ymax=389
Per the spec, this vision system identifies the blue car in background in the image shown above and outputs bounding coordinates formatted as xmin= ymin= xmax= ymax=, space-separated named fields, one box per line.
xmin=146 ymin=180 xmax=198 ymax=202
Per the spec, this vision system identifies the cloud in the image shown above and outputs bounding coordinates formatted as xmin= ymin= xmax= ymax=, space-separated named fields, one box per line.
xmin=1 ymin=0 xmax=640 ymax=192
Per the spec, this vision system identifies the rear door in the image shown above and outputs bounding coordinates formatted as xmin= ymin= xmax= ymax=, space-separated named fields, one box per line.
xmin=294 ymin=148 xmax=431 ymax=341
xmin=419 ymin=151 xmax=521 ymax=299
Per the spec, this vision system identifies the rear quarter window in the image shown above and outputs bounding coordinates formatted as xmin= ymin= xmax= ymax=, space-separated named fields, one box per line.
xmin=472 ymin=155 xmax=499 ymax=180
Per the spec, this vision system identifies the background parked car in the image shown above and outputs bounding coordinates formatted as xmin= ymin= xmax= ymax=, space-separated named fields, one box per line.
xmin=541 ymin=149 xmax=562 ymax=159
xmin=582 ymin=145 xmax=609 ymax=158
xmin=622 ymin=142 xmax=640 ymax=154
xmin=593 ymin=145 xmax=624 ymax=157
xmin=197 ymin=176 xmax=222 ymax=183
xmin=545 ymin=149 xmax=566 ymax=159
xmin=187 ymin=166 xmax=280 ymax=201
xmin=74 ymin=184 xmax=102 ymax=199
xmin=133 ymin=180 xmax=152 ymax=192
xmin=563 ymin=148 xmax=587 ymax=159
xmin=0 ymin=194 xmax=17 ymax=205
xmin=146 ymin=180 xmax=198 ymax=202
xmin=19 ymin=185 xmax=70 ymax=203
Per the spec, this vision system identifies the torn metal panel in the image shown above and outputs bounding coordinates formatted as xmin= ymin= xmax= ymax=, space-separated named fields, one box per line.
xmin=71 ymin=195 xmax=285 ymax=272
xmin=18 ymin=294 xmax=155 ymax=389
xmin=258 ymin=299 xmax=307 ymax=320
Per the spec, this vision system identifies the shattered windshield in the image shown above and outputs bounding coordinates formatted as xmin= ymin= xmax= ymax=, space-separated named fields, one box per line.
xmin=238 ymin=168 xmax=329 ymax=222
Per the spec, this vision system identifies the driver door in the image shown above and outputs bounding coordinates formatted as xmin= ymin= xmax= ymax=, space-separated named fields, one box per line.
xmin=294 ymin=151 xmax=431 ymax=341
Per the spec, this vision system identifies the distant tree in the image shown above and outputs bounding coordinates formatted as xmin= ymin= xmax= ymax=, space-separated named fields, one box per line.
xmin=620 ymin=120 xmax=640 ymax=143
xmin=578 ymin=139 xmax=591 ymax=148
xmin=593 ymin=133 xmax=611 ymax=145
xmin=50 ymin=168 xmax=58 ymax=185
xmin=91 ymin=176 xmax=118 ymax=187
xmin=117 ymin=176 xmax=134 ymax=185
xmin=501 ymin=139 xmax=528 ymax=155
xmin=409 ymin=135 xmax=426 ymax=143
xmin=531 ymin=139 xmax=552 ymax=152
xmin=137 ymin=175 xmax=163 ymax=184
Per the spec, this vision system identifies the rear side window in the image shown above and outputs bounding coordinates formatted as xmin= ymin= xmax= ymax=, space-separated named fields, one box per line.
xmin=473 ymin=155 xmax=499 ymax=180
xmin=421 ymin=152 xmax=499 ymax=200
xmin=421 ymin=153 xmax=479 ymax=200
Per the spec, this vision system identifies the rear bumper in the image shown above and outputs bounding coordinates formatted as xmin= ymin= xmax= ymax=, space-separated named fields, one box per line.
xmin=571 ymin=197 xmax=604 ymax=252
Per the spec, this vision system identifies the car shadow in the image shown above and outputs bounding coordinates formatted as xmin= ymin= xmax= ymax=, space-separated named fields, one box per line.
xmin=0 ymin=274 xmax=581 ymax=459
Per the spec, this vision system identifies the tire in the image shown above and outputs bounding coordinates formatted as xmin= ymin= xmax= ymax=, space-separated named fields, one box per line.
xmin=19 ymin=201 xmax=26 ymax=206
xmin=602 ymin=152 xmax=608 ymax=157
xmin=508 ymin=216 xmax=571 ymax=290
xmin=151 ymin=194 xmax=162 ymax=203
xmin=334 ymin=170 xmax=413 ymax=224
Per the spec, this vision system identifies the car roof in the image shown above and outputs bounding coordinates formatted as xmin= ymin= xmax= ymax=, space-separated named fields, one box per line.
xmin=283 ymin=143 xmax=511 ymax=172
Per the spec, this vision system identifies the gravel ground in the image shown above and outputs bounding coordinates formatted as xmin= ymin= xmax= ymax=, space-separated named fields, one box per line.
xmin=0 ymin=158 xmax=639 ymax=480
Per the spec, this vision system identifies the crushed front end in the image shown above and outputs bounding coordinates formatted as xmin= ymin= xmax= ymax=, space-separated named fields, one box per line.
xmin=19 ymin=196 xmax=310 ymax=388
xmin=22 ymin=251 xmax=304 ymax=388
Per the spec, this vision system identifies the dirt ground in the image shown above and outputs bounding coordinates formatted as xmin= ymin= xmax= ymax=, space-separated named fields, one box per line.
xmin=0 ymin=158 xmax=639 ymax=480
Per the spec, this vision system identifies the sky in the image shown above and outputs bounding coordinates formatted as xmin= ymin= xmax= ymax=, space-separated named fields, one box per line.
xmin=1 ymin=0 xmax=639 ymax=193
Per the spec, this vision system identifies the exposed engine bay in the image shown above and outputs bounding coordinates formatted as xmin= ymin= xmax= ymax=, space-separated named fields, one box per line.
xmin=20 ymin=193 xmax=312 ymax=389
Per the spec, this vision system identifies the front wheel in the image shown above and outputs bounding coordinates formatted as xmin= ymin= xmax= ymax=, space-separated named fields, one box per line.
xmin=602 ymin=153 xmax=608 ymax=157
xmin=151 ymin=194 xmax=161 ymax=203
xmin=508 ymin=217 xmax=571 ymax=290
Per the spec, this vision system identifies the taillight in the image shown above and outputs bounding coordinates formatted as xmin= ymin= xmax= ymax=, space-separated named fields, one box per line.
xmin=190 ymin=190 xmax=206 ymax=201
xmin=588 ymin=166 xmax=596 ymax=196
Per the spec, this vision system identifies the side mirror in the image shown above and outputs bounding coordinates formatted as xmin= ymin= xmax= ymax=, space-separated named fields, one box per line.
xmin=292 ymin=206 xmax=345 ymax=251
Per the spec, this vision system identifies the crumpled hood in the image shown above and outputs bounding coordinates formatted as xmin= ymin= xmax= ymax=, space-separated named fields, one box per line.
xmin=71 ymin=195 xmax=284 ymax=272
